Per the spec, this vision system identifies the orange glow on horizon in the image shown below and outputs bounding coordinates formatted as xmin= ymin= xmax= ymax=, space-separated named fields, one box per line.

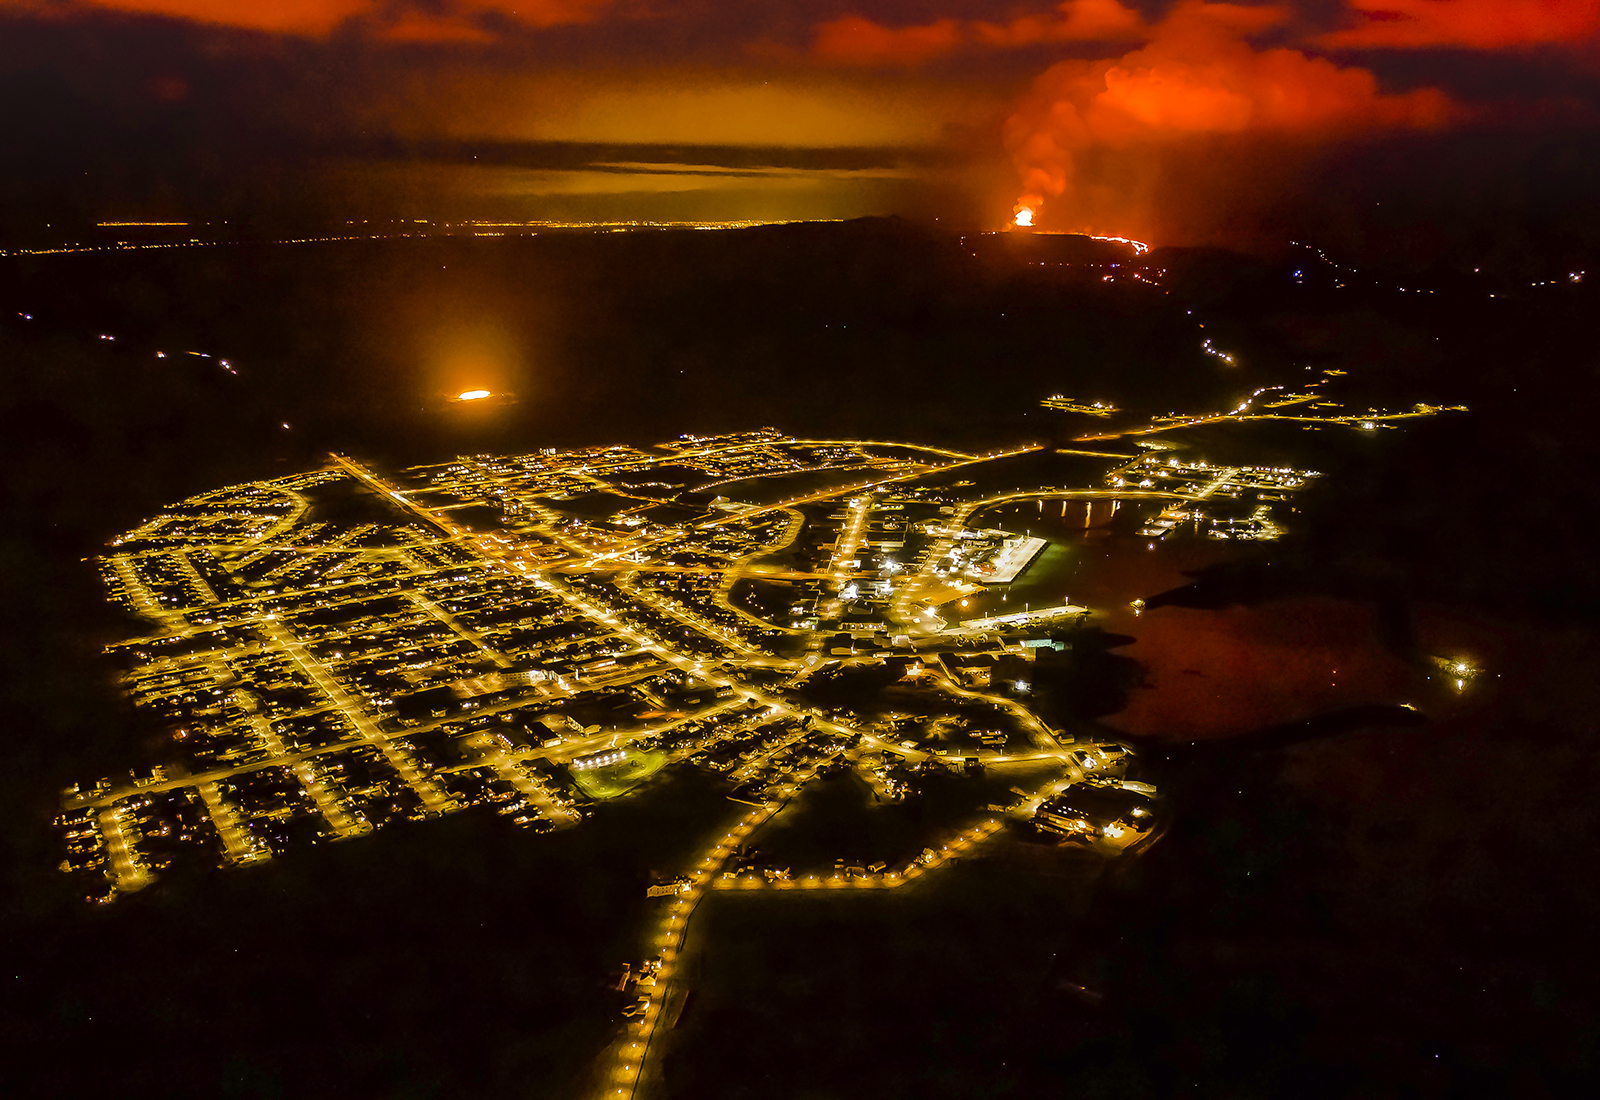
xmin=7 ymin=0 xmax=1582 ymax=252
xmin=457 ymin=389 xmax=492 ymax=401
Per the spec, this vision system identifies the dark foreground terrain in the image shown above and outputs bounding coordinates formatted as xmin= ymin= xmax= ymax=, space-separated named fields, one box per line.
xmin=3 ymin=220 xmax=1597 ymax=1098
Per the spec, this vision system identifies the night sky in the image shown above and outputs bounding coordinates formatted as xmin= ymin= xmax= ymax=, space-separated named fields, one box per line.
xmin=3 ymin=1 xmax=1599 ymax=258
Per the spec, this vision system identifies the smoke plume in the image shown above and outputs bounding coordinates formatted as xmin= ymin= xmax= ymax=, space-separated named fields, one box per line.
xmin=1003 ymin=2 xmax=1453 ymax=239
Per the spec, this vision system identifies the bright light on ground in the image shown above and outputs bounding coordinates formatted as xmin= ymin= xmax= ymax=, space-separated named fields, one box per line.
xmin=1013 ymin=207 xmax=1034 ymax=228
xmin=458 ymin=389 xmax=491 ymax=401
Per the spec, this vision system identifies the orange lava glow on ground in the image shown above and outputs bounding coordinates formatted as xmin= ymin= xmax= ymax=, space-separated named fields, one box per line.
xmin=1100 ymin=596 xmax=1423 ymax=740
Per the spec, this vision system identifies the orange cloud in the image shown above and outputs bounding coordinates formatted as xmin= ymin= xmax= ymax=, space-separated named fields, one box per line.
xmin=10 ymin=0 xmax=609 ymax=37
xmin=974 ymin=0 xmax=1146 ymax=46
xmin=813 ymin=14 xmax=964 ymax=64
xmin=1318 ymin=0 xmax=1600 ymax=50
xmin=814 ymin=1 xmax=1147 ymax=65
xmin=463 ymin=0 xmax=609 ymax=31
xmin=1004 ymin=1 xmax=1453 ymax=235
xmin=381 ymin=11 xmax=498 ymax=44
xmin=45 ymin=0 xmax=370 ymax=35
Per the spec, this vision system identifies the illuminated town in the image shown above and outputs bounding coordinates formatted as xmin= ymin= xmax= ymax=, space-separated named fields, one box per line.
xmin=61 ymin=428 xmax=1211 ymax=892
xmin=54 ymin=385 xmax=1474 ymax=1092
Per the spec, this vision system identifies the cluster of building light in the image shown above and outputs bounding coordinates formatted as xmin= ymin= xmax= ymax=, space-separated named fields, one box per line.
xmin=572 ymin=750 xmax=628 ymax=771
